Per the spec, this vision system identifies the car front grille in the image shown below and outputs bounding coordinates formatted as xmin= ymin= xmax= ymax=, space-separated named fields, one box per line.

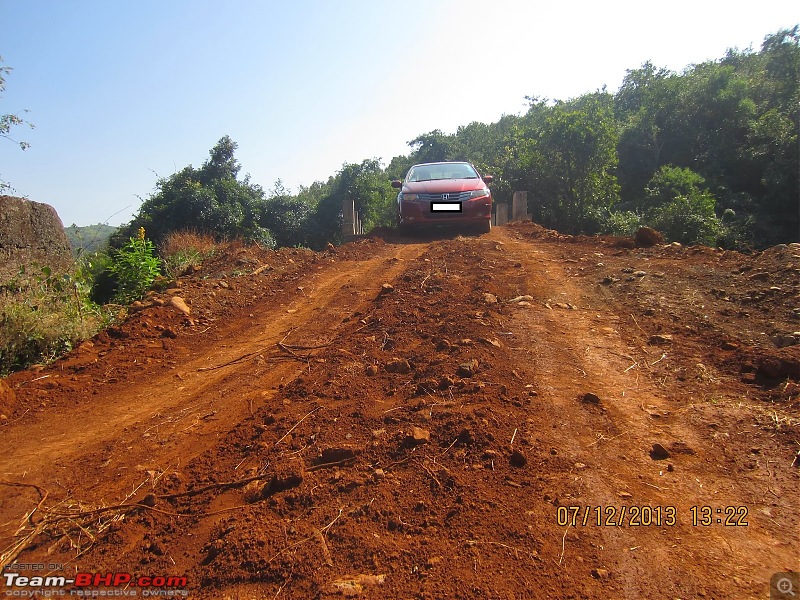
xmin=416 ymin=192 xmax=472 ymax=202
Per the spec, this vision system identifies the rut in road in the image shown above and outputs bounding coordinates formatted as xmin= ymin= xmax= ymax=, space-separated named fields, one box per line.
xmin=492 ymin=230 xmax=791 ymax=599
xmin=0 ymin=241 xmax=431 ymax=537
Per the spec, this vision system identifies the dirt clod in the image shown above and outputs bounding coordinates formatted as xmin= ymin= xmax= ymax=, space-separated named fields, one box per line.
xmin=649 ymin=443 xmax=671 ymax=460
xmin=408 ymin=426 xmax=431 ymax=446
xmin=634 ymin=226 xmax=663 ymax=247
xmin=385 ymin=358 xmax=411 ymax=374
xmin=169 ymin=295 xmax=191 ymax=315
xmin=457 ymin=359 xmax=479 ymax=377
xmin=509 ymin=449 xmax=527 ymax=468
xmin=582 ymin=392 xmax=601 ymax=404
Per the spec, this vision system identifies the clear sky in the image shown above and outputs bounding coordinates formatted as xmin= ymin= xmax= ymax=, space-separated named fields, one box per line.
xmin=1 ymin=0 xmax=797 ymax=226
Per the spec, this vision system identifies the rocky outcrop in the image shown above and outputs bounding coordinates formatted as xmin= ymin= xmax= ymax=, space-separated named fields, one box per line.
xmin=0 ymin=196 xmax=72 ymax=282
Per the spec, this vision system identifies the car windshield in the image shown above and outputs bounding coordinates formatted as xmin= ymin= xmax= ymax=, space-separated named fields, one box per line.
xmin=406 ymin=163 xmax=478 ymax=182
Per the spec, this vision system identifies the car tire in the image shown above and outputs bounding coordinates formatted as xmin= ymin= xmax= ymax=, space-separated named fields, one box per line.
xmin=477 ymin=219 xmax=491 ymax=234
xmin=397 ymin=215 xmax=412 ymax=235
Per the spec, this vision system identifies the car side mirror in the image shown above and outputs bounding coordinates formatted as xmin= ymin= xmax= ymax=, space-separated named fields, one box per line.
xmin=391 ymin=180 xmax=402 ymax=189
xmin=483 ymin=175 xmax=493 ymax=184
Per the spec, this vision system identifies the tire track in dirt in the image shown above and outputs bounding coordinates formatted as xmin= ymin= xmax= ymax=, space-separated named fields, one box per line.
xmin=0 ymin=242 xmax=431 ymax=528
xmin=493 ymin=227 xmax=794 ymax=599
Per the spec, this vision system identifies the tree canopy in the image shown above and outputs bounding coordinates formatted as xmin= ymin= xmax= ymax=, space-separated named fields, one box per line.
xmin=113 ymin=136 xmax=276 ymax=248
xmin=117 ymin=26 xmax=798 ymax=251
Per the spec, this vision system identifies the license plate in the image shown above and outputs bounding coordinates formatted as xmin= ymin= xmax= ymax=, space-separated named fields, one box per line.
xmin=430 ymin=202 xmax=462 ymax=213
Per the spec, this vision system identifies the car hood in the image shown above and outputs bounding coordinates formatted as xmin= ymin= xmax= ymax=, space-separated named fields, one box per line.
xmin=402 ymin=179 xmax=487 ymax=194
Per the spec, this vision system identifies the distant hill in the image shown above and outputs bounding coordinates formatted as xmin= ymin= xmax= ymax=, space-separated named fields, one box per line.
xmin=65 ymin=223 xmax=118 ymax=254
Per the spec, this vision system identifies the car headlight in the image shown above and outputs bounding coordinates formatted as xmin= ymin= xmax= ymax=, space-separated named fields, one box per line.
xmin=401 ymin=193 xmax=419 ymax=202
xmin=469 ymin=188 xmax=490 ymax=199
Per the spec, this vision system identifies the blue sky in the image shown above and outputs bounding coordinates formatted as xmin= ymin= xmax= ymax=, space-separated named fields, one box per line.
xmin=1 ymin=0 xmax=797 ymax=226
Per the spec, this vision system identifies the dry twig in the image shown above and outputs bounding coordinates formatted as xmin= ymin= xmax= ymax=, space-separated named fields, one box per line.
xmin=267 ymin=508 xmax=344 ymax=564
xmin=274 ymin=406 xmax=321 ymax=447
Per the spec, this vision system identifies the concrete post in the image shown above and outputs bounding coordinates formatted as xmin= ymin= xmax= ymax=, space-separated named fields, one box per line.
xmin=512 ymin=192 xmax=529 ymax=222
xmin=341 ymin=198 xmax=355 ymax=236
xmin=495 ymin=203 xmax=509 ymax=226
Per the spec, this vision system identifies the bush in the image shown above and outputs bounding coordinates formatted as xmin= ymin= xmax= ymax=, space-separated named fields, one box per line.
xmin=109 ymin=228 xmax=161 ymax=304
xmin=0 ymin=264 xmax=113 ymax=375
xmin=591 ymin=208 xmax=643 ymax=237
xmin=244 ymin=225 xmax=277 ymax=250
xmin=646 ymin=195 xmax=727 ymax=246
xmin=641 ymin=166 xmax=727 ymax=245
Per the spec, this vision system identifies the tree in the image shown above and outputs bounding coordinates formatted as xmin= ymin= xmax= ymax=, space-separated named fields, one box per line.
xmin=0 ymin=57 xmax=34 ymax=193
xmin=310 ymin=160 xmax=395 ymax=247
xmin=452 ymin=117 xmax=521 ymax=205
xmin=261 ymin=181 xmax=315 ymax=248
xmin=407 ymin=130 xmax=456 ymax=164
xmin=615 ymin=62 xmax=675 ymax=202
xmin=113 ymin=136 xmax=274 ymax=248
xmin=614 ymin=29 xmax=799 ymax=246
xmin=516 ymin=93 xmax=620 ymax=232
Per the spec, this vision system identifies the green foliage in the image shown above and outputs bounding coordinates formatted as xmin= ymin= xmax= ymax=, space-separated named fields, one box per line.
xmin=311 ymin=160 xmax=395 ymax=247
xmin=594 ymin=209 xmax=642 ymax=237
xmin=514 ymin=93 xmax=620 ymax=233
xmin=642 ymin=165 xmax=709 ymax=209
xmin=108 ymin=229 xmax=161 ymax=304
xmin=0 ymin=56 xmax=34 ymax=193
xmin=0 ymin=263 xmax=113 ymax=375
xmin=647 ymin=197 xmax=727 ymax=246
xmin=115 ymin=136 xmax=274 ymax=248
xmin=614 ymin=27 xmax=799 ymax=245
xmin=642 ymin=166 xmax=727 ymax=245
xmin=108 ymin=26 xmax=798 ymax=251
xmin=407 ymin=130 xmax=456 ymax=164
xmin=259 ymin=181 xmax=315 ymax=248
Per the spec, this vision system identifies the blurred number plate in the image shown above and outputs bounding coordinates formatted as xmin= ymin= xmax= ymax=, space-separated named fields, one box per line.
xmin=431 ymin=202 xmax=462 ymax=212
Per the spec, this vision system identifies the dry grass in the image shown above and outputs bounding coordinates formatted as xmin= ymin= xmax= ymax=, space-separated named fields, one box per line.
xmin=0 ymin=267 xmax=114 ymax=375
xmin=159 ymin=230 xmax=218 ymax=279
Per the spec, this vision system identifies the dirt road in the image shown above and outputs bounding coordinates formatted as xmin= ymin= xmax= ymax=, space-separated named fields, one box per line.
xmin=1 ymin=224 xmax=798 ymax=598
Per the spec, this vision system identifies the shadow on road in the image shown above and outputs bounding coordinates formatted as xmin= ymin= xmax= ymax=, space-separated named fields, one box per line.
xmin=360 ymin=225 xmax=489 ymax=245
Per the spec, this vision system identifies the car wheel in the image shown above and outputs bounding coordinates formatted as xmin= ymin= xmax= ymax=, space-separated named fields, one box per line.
xmin=397 ymin=214 xmax=412 ymax=235
xmin=477 ymin=219 xmax=491 ymax=234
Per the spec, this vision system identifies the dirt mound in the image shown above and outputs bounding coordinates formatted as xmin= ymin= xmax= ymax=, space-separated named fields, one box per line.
xmin=0 ymin=195 xmax=72 ymax=281
xmin=0 ymin=223 xmax=797 ymax=599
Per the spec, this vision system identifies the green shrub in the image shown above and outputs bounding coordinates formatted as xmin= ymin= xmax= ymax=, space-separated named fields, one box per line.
xmin=641 ymin=166 xmax=728 ymax=245
xmin=591 ymin=208 xmax=643 ymax=237
xmin=647 ymin=196 xmax=728 ymax=246
xmin=0 ymin=264 xmax=114 ymax=375
xmin=109 ymin=228 xmax=161 ymax=303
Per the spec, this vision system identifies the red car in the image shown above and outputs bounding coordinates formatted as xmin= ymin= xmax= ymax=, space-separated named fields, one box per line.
xmin=391 ymin=161 xmax=493 ymax=233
